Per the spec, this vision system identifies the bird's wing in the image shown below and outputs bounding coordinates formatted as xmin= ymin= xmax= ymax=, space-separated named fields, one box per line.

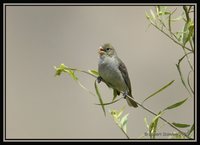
xmin=118 ymin=58 xmax=132 ymax=97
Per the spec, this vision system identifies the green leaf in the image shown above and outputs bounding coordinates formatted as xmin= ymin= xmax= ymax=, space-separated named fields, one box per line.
xmin=94 ymin=80 xmax=106 ymax=116
xmin=156 ymin=6 xmax=159 ymax=15
xmin=54 ymin=64 xmax=78 ymax=80
xmin=142 ymin=80 xmax=175 ymax=104
xmin=118 ymin=106 xmax=125 ymax=118
xmin=163 ymin=98 xmax=188 ymax=111
xmin=176 ymin=64 xmax=192 ymax=96
xmin=120 ymin=114 xmax=129 ymax=126
xmin=176 ymin=64 xmax=186 ymax=87
xmin=95 ymin=97 xmax=122 ymax=106
xmin=149 ymin=111 xmax=162 ymax=139
xmin=150 ymin=9 xmax=156 ymax=20
xmin=88 ymin=70 xmax=99 ymax=77
xmin=172 ymin=122 xmax=190 ymax=128
xmin=163 ymin=11 xmax=171 ymax=15
xmin=54 ymin=63 xmax=68 ymax=76
xmin=182 ymin=20 xmax=194 ymax=46
xmin=54 ymin=66 xmax=62 ymax=76
xmin=67 ymin=69 xmax=78 ymax=80
xmin=110 ymin=106 xmax=125 ymax=120
xmin=120 ymin=114 xmax=129 ymax=133
xmin=188 ymin=123 xmax=194 ymax=136
xmin=60 ymin=63 xmax=67 ymax=69
xmin=110 ymin=107 xmax=130 ymax=139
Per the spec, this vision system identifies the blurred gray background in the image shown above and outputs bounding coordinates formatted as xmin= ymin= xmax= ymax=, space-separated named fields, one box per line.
xmin=5 ymin=5 xmax=194 ymax=139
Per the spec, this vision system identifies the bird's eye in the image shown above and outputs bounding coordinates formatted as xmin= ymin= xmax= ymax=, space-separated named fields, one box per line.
xmin=106 ymin=48 xmax=110 ymax=51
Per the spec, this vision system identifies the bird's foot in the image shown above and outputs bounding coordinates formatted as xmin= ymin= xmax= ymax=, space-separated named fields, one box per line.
xmin=123 ymin=92 xmax=128 ymax=99
xmin=97 ymin=76 xmax=103 ymax=83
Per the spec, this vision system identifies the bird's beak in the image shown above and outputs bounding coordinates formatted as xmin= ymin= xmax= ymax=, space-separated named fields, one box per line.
xmin=98 ymin=47 xmax=105 ymax=55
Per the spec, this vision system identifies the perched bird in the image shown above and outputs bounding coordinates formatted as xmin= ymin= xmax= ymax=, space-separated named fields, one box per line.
xmin=98 ymin=43 xmax=138 ymax=108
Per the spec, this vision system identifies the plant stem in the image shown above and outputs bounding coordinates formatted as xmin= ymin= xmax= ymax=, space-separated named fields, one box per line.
xmin=68 ymin=68 xmax=98 ymax=78
xmin=182 ymin=6 xmax=194 ymax=71
xmin=120 ymin=127 xmax=130 ymax=139
xmin=150 ymin=22 xmax=192 ymax=52
xmin=125 ymin=95 xmax=191 ymax=139
xmin=60 ymin=66 xmax=192 ymax=139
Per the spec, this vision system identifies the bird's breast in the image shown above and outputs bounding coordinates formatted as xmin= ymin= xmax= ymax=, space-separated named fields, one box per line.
xmin=98 ymin=56 xmax=127 ymax=92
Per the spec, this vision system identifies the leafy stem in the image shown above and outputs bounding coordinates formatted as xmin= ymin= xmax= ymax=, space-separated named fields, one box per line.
xmin=54 ymin=64 xmax=191 ymax=139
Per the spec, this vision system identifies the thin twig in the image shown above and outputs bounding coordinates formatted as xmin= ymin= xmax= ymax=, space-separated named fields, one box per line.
xmin=68 ymin=67 xmax=98 ymax=78
xmin=182 ymin=6 xmax=194 ymax=71
xmin=120 ymin=127 xmax=130 ymax=139
xmin=64 ymin=67 xmax=191 ymax=139
xmin=124 ymin=94 xmax=191 ymax=139
xmin=150 ymin=22 xmax=192 ymax=52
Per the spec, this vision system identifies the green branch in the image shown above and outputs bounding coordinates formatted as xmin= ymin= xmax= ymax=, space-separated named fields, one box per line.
xmin=125 ymin=95 xmax=191 ymax=139
xmin=54 ymin=64 xmax=191 ymax=139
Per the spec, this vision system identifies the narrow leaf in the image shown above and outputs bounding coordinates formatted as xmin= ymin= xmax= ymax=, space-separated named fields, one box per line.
xmin=120 ymin=114 xmax=129 ymax=133
xmin=163 ymin=98 xmax=188 ymax=111
xmin=95 ymin=97 xmax=122 ymax=106
xmin=188 ymin=124 xmax=194 ymax=136
xmin=121 ymin=114 xmax=129 ymax=126
xmin=163 ymin=11 xmax=171 ymax=15
xmin=54 ymin=63 xmax=68 ymax=76
xmin=109 ymin=107 xmax=130 ymax=139
xmin=150 ymin=9 xmax=156 ymax=20
xmin=176 ymin=64 xmax=192 ymax=96
xmin=68 ymin=70 xmax=78 ymax=80
xmin=54 ymin=66 xmax=62 ymax=76
xmin=60 ymin=63 xmax=67 ymax=69
xmin=172 ymin=122 xmax=190 ymax=128
xmin=88 ymin=70 xmax=99 ymax=77
xmin=187 ymin=21 xmax=194 ymax=45
xmin=142 ymin=80 xmax=175 ymax=104
xmin=117 ymin=106 xmax=126 ymax=119
xmin=94 ymin=80 xmax=106 ymax=116
xmin=156 ymin=6 xmax=159 ymax=16
xmin=152 ymin=111 xmax=162 ymax=138
xmin=182 ymin=21 xmax=190 ymax=46
xmin=149 ymin=111 xmax=162 ymax=139
xmin=110 ymin=109 xmax=119 ymax=123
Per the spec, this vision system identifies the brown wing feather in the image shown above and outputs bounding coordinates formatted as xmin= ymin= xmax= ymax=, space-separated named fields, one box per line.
xmin=118 ymin=58 xmax=138 ymax=107
xmin=118 ymin=58 xmax=132 ymax=97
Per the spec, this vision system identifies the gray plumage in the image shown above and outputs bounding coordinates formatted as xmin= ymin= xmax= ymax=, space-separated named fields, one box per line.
xmin=98 ymin=43 xmax=138 ymax=108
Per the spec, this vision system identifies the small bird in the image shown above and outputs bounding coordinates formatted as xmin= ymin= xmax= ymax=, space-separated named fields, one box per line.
xmin=98 ymin=43 xmax=138 ymax=108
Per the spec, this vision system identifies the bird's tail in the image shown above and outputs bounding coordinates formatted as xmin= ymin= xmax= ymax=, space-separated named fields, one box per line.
xmin=126 ymin=95 xmax=138 ymax=108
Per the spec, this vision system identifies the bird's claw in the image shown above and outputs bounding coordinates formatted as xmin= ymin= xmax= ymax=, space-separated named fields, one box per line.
xmin=123 ymin=92 xmax=128 ymax=99
xmin=97 ymin=76 xmax=102 ymax=83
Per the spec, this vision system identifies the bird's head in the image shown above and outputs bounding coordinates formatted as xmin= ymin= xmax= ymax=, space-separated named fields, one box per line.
xmin=98 ymin=43 xmax=117 ymax=57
